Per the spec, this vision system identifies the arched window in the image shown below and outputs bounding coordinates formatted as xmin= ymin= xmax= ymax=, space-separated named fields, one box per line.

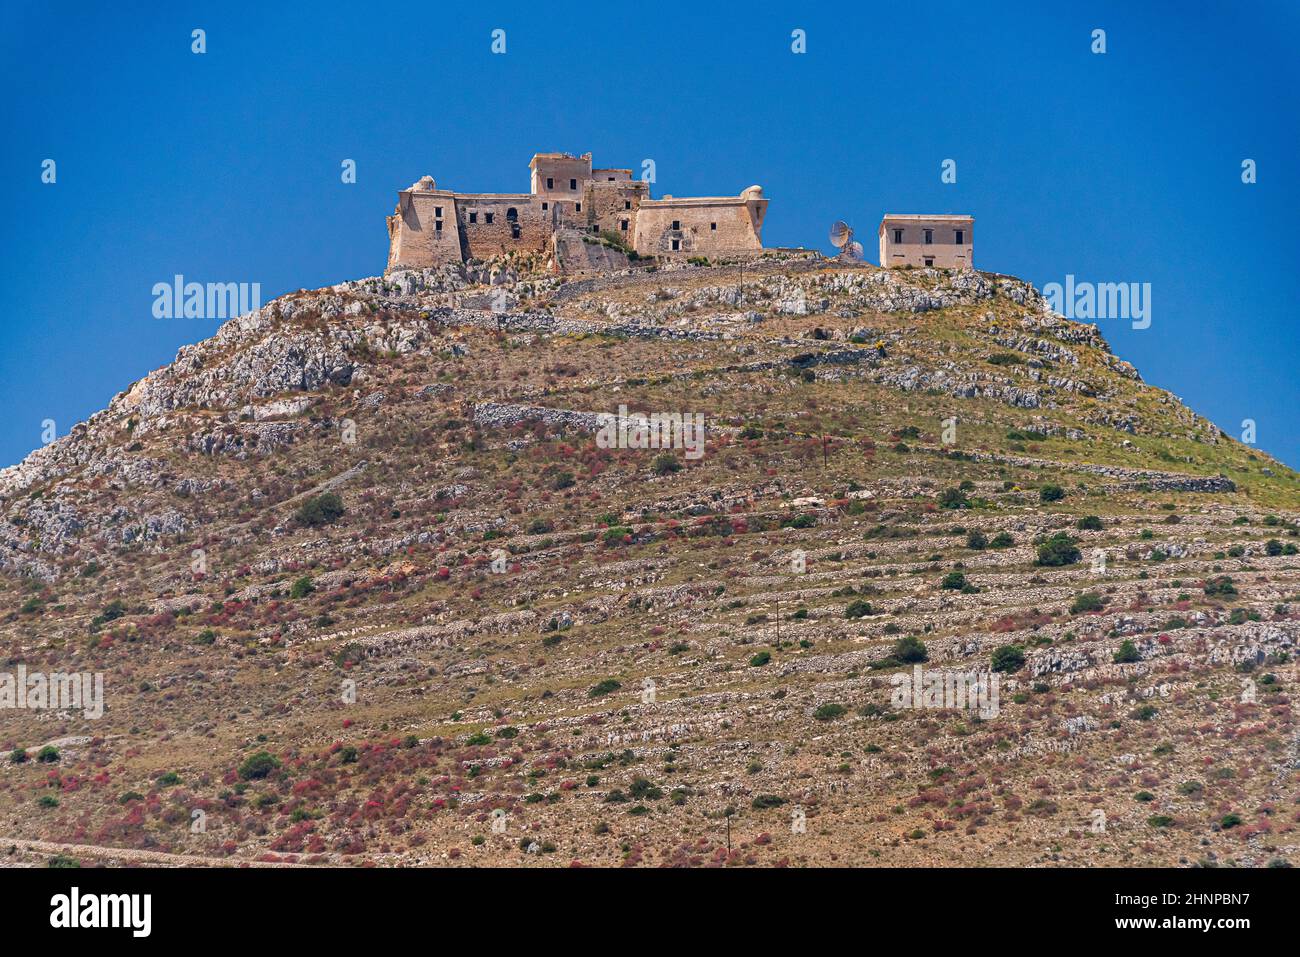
xmin=506 ymin=208 xmax=518 ymax=223
xmin=510 ymin=223 xmax=521 ymax=239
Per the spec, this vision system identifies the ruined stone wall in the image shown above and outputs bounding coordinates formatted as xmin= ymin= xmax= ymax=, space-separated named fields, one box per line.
xmin=633 ymin=200 xmax=763 ymax=257
xmin=585 ymin=180 xmax=646 ymax=239
xmin=455 ymin=194 xmax=549 ymax=261
xmin=386 ymin=190 xmax=463 ymax=271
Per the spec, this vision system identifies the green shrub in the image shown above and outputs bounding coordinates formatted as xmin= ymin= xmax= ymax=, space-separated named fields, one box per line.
xmin=1076 ymin=515 xmax=1103 ymax=531
xmin=1070 ymin=592 xmax=1106 ymax=614
xmin=588 ymin=679 xmax=622 ymax=698
xmin=1039 ymin=484 xmax=1066 ymax=502
xmin=651 ymin=453 xmax=682 ymax=475
xmin=965 ymin=530 xmax=988 ymax=550
xmin=1204 ymin=576 xmax=1237 ymax=598
xmin=749 ymin=651 xmax=772 ymax=667
xmin=940 ymin=571 xmax=968 ymax=591
xmin=844 ymin=599 xmax=873 ymax=619
xmin=289 ymin=576 xmax=315 ymax=599
xmin=891 ymin=635 xmax=929 ymax=663
xmin=602 ymin=526 xmax=632 ymax=546
xmin=813 ymin=703 xmax=847 ymax=721
xmin=1113 ymin=640 xmax=1140 ymax=663
xmin=1036 ymin=533 xmax=1081 ymax=566
xmin=294 ymin=492 xmax=345 ymax=528
xmin=991 ymin=645 xmax=1025 ymax=673
xmin=938 ymin=488 xmax=970 ymax=510
xmin=237 ymin=751 xmax=281 ymax=780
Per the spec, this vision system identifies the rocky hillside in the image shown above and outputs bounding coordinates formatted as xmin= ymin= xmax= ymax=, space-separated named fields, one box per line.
xmin=1 ymin=256 xmax=1297 ymax=867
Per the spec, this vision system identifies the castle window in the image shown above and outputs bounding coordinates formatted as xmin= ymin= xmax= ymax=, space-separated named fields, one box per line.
xmin=570 ymin=178 xmax=577 ymax=190
xmin=955 ymin=229 xmax=965 ymax=244
xmin=892 ymin=228 xmax=903 ymax=244
xmin=506 ymin=208 xmax=518 ymax=222
xmin=541 ymin=202 xmax=548 ymax=211
xmin=485 ymin=212 xmax=494 ymax=224
xmin=590 ymin=225 xmax=599 ymax=233
xmin=672 ymin=220 xmax=680 ymax=230
xmin=435 ymin=220 xmax=443 ymax=232
xmin=924 ymin=257 xmax=934 ymax=267
xmin=624 ymin=200 xmax=631 ymax=210
xmin=575 ymin=203 xmax=581 ymax=212
xmin=671 ymin=239 xmax=680 ymax=251
xmin=546 ymin=177 xmax=554 ymax=189
xmin=924 ymin=229 xmax=933 ymax=245
xmin=620 ymin=219 xmax=628 ymax=231
xmin=608 ymin=176 xmax=615 ymax=181
xmin=511 ymin=224 xmax=521 ymax=239
xmin=710 ymin=222 xmax=716 ymax=231
xmin=469 ymin=212 xmax=478 ymax=224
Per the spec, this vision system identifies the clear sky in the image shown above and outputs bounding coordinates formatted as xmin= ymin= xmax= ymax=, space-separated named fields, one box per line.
xmin=2 ymin=1 xmax=1297 ymax=468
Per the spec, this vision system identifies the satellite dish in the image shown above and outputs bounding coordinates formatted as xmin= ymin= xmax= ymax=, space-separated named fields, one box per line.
xmin=829 ymin=220 xmax=864 ymax=261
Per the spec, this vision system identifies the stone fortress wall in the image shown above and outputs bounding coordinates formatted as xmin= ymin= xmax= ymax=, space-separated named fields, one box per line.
xmin=386 ymin=150 xmax=973 ymax=274
xmin=386 ymin=151 xmax=768 ymax=273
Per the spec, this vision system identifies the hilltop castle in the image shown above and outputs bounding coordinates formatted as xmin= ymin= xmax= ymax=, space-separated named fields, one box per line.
xmin=385 ymin=151 xmax=769 ymax=273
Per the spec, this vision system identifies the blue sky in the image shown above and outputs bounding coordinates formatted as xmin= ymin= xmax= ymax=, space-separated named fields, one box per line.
xmin=2 ymin=1 xmax=1297 ymax=467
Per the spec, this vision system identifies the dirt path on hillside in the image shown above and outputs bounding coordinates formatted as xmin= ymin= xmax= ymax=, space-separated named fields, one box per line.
xmin=0 ymin=836 xmax=310 ymax=868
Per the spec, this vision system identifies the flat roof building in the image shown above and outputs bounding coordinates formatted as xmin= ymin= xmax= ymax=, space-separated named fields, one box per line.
xmin=879 ymin=214 xmax=973 ymax=269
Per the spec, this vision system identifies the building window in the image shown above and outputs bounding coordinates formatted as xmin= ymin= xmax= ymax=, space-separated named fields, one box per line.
xmin=924 ymin=229 xmax=933 ymax=245
xmin=924 ymin=257 xmax=934 ymax=267
xmin=710 ymin=222 xmax=716 ymax=231
xmin=892 ymin=228 xmax=903 ymax=244
xmin=469 ymin=212 xmax=477 ymax=224
xmin=570 ymin=178 xmax=577 ymax=190
xmin=672 ymin=220 xmax=681 ymax=230
xmin=590 ymin=225 xmax=599 ymax=233
xmin=671 ymin=239 xmax=680 ymax=251
xmin=506 ymin=207 xmax=518 ymax=222
xmin=435 ymin=207 xmax=442 ymax=218
xmin=511 ymin=224 xmax=521 ymax=239
xmin=620 ymin=219 xmax=628 ymax=230
xmin=607 ymin=176 xmax=615 ymax=181
xmin=955 ymin=229 xmax=965 ymax=244
xmin=575 ymin=203 xmax=581 ymax=212
xmin=624 ymin=200 xmax=631 ymax=210
xmin=546 ymin=177 xmax=554 ymax=189
xmin=485 ymin=212 xmax=494 ymax=225
xmin=541 ymin=202 xmax=548 ymax=211
xmin=435 ymin=220 xmax=442 ymax=232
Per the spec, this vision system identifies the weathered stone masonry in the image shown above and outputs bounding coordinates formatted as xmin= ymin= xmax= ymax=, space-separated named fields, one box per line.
xmin=386 ymin=151 xmax=769 ymax=272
